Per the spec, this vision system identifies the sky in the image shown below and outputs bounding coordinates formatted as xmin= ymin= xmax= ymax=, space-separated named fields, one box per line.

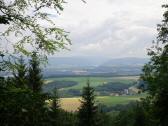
xmin=0 ymin=0 xmax=165 ymax=59
xmin=48 ymin=0 xmax=164 ymax=58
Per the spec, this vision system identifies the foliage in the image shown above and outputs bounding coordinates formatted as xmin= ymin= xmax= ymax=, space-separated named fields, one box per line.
xmin=12 ymin=55 xmax=28 ymax=88
xmin=110 ymin=101 xmax=152 ymax=126
xmin=27 ymin=52 xmax=43 ymax=92
xmin=49 ymin=93 xmax=78 ymax=126
xmin=50 ymin=88 xmax=60 ymax=111
xmin=0 ymin=87 xmax=48 ymax=126
xmin=141 ymin=4 xmax=168 ymax=126
xmin=43 ymin=80 xmax=78 ymax=93
xmin=95 ymin=82 xmax=133 ymax=94
xmin=0 ymin=53 xmax=9 ymax=71
xmin=58 ymin=89 xmax=81 ymax=98
xmin=0 ymin=0 xmax=71 ymax=55
xmin=77 ymin=80 xmax=99 ymax=126
xmin=98 ymin=101 xmax=137 ymax=113
xmin=0 ymin=64 xmax=77 ymax=126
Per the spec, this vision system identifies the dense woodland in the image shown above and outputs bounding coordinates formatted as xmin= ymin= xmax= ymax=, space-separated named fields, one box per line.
xmin=0 ymin=0 xmax=168 ymax=126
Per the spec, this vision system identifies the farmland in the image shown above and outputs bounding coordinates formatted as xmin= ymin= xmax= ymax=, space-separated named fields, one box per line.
xmin=44 ymin=75 xmax=146 ymax=112
xmin=44 ymin=76 xmax=139 ymax=90
xmin=60 ymin=94 xmax=145 ymax=112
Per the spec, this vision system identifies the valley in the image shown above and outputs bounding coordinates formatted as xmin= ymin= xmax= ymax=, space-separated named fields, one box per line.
xmin=41 ymin=58 xmax=148 ymax=112
xmin=43 ymin=75 xmax=146 ymax=111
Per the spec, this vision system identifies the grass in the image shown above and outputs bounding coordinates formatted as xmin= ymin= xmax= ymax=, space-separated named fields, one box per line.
xmin=45 ymin=76 xmax=139 ymax=90
xmin=45 ymin=76 xmax=142 ymax=112
xmin=60 ymin=94 xmax=145 ymax=112
xmin=97 ymin=95 xmax=145 ymax=106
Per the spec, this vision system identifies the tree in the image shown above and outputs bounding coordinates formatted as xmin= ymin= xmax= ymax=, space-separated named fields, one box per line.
xmin=0 ymin=88 xmax=50 ymax=126
xmin=0 ymin=53 xmax=7 ymax=72
xmin=142 ymin=4 xmax=168 ymax=126
xmin=0 ymin=0 xmax=71 ymax=55
xmin=78 ymin=80 xmax=99 ymax=126
xmin=12 ymin=55 xmax=28 ymax=88
xmin=51 ymin=88 xmax=60 ymax=111
xmin=49 ymin=88 xmax=61 ymax=126
xmin=27 ymin=52 xmax=43 ymax=92
xmin=133 ymin=103 xmax=147 ymax=126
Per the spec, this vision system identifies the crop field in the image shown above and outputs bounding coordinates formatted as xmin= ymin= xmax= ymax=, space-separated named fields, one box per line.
xmin=60 ymin=94 xmax=145 ymax=112
xmin=45 ymin=76 xmax=139 ymax=90
xmin=44 ymin=76 xmax=145 ymax=112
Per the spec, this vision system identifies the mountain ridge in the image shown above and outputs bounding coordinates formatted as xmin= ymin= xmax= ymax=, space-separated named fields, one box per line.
xmin=47 ymin=57 xmax=149 ymax=67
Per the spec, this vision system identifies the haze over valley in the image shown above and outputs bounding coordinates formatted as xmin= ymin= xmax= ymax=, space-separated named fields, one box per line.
xmin=44 ymin=57 xmax=149 ymax=77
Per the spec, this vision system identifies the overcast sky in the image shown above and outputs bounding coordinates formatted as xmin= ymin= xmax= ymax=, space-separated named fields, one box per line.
xmin=48 ymin=0 xmax=164 ymax=58
xmin=1 ymin=0 xmax=165 ymax=59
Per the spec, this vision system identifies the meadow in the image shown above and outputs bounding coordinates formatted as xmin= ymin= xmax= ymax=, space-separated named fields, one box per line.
xmin=44 ymin=76 xmax=145 ymax=112
xmin=45 ymin=76 xmax=139 ymax=90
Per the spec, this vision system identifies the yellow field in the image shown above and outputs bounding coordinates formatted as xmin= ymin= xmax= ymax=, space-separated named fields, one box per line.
xmin=60 ymin=95 xmax=144 ymax=112
xmin=60 ymin=98 xmax=81 ymax=112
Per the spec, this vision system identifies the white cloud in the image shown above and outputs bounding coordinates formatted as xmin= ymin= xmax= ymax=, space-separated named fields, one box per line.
xmin=51 ymin=0 xmax=164 ymax=58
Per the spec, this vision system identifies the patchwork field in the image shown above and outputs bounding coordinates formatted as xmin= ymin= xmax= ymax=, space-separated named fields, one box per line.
xmin=45 ymin=76 xmax=139 ymax=90
xmin=44 ymin=76 xmax=146 ymax=112
xmin=60 ymin=94 xmax=145 ymax=112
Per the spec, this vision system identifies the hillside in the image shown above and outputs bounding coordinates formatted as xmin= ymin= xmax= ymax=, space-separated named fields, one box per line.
xmin=43 ymin=57 xmax=148 ymax=77
xmin=101 ymin=57 xmax=149 ymax=66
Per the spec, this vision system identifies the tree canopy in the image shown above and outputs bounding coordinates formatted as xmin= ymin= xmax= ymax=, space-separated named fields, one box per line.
xmin=142 ymin=4 xmax=168 ymax=126
xmin=78 ymin=80 xmax=99 ymax=126
xmin=0 ymin=0 xmax=71 ymax=55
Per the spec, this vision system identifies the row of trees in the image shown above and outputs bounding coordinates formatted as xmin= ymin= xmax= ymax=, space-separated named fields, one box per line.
xmin=11 ymin=52 xmax=42 ymax=92
xmin=0 ymin=53 xmax=67 ymax=125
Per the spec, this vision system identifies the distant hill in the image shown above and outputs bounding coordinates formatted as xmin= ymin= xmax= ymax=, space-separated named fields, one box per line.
xmin=47 ymin=57 xmax=108 ymax=67
xmin=0 ymin=57 xmax=149 ymax=77
xmin=42 ymin=57 xmax=149 ymax=77
xmin=101 ymin=57 xmax=149 ymax=67
xmin=47 ymin=57 xmax=149 ymax=67
xmin=90 ymin=57 xmax=149 ymax=76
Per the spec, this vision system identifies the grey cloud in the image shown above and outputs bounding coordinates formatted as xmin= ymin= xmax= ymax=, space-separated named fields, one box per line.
xmin=65 ymin=9 xmax=159 ymax=57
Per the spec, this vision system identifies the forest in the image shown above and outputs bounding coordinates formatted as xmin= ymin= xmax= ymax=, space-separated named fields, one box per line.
xmin=0 ymin=0 xmax=168 ymax=126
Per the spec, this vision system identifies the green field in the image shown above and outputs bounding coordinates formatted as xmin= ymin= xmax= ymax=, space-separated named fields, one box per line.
xmin=97 ymin=95 xmax=145 ymax=106
xmin=45 ymin=76 xmax=145 ymax=112
xmin=45 ymin=76 xmax=139 ymax=90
